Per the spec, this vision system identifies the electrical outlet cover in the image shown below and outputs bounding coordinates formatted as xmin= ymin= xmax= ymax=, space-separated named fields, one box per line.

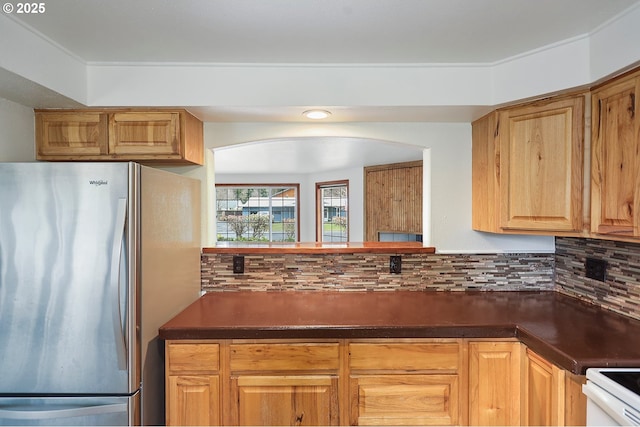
xmin=585 ymin=257 xmax=607 ymax=282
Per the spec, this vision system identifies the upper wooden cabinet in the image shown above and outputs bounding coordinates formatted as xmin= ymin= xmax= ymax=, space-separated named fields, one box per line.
xmin=591 ymin=68 xmax=640 ymax=238
xmin=35 ymin=109 xmax=204 ymax=165
xmin=472 ymin=94 xmax=585 ymax=234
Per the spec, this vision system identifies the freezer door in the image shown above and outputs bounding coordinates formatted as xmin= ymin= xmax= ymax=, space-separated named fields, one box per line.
xmin=0 ymin=163 xmax=133 ymax=395
xmin=0 ymin=395 xmax=136 ymax=426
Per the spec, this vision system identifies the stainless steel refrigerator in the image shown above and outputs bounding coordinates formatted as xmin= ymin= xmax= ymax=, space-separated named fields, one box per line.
xmin=0 ymin=162 xmax=201 ymax=425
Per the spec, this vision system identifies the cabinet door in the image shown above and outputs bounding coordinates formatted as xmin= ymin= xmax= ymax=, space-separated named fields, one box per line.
xmin=232 ymin=375 xmax=339 ymax=426
xmin=468 ymin=341 xmax=522 ymax=426
xmin=524 ymin=350 xmax=565 ymax=426
xmin=591 ymin=72 xmax=640 ymax=237
xmin=165 ymin=342 xmax=220 ymax=426
xmin=109 ymin=112 xmax=180 ymax=157
xmin=167 ymin=375 xmax=220 ymax=426
xmin=350 ymin=374 xmax=459 ymax=426
xmin=472 ymin=112 xmax=501 ymax=232
xmin=499 ymin=96 xmax=584 ymax=232
xmin=36 ymin=112 xmax=108 ymax=158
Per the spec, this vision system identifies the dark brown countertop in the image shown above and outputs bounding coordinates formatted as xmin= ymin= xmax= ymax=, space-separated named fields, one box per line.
xmin=159 ymin=290 xmax=640 ymax=374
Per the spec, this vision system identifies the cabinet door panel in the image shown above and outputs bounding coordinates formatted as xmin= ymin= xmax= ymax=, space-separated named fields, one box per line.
xmin=468 ymin=341 xmax=522 ymax=426
xmin=500 ymin=97 xmax=584 ymax=231
xmin=525 ymin=350 xmax=565 ymax=426
xmin=591 ymin=75 xmax=640 ymax=236
xmin=234 ymin=375 xmax=339 ymax=426
xmin=167 ymin=375 xmax=219 ymax=426
xmin=36 ymin=112 xmax=108 ymax=157
xmin=109 ymin=112 xmax=180 ymax=156
xmin=350 ymin=375 xmax=458 ymax=426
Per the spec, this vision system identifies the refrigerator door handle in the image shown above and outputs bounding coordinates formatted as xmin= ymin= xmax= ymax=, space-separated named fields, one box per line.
xmin=111 ymin=197 xmax=128 ymax=371
xmin=0 ymin=403 xmax=128 ymax=420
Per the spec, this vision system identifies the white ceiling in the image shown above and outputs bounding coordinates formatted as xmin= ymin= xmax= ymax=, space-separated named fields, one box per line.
xmin=6 ymin=0 xmax=639 ymax=172
xmin=11 ymin=0 xmax=638 ymax=64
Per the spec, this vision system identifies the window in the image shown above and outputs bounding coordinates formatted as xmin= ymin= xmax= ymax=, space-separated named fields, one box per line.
xmin=316 ymin=181 xmax=348 ymax=242
xmin=216 ymin=184 xmax=299 ymax=242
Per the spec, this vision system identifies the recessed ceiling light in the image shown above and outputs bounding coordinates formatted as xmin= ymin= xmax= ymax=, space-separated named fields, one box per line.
xmin=303 ymin=109 xmax=331 ymax=120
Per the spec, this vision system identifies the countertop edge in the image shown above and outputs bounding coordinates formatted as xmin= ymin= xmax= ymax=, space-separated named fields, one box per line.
xmin=203 ymin=242 xmax=436 ymax=254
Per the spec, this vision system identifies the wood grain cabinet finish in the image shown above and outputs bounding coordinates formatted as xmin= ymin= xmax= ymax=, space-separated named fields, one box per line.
xmin=472 ymin=94 xmax=585 ymax=234
xmin=468 ymin=341 xmax=523 ymax=426
xmin=349 ymin=341 xmax=462 ymax=426
xmin=166 ymin=342 xmax=221 ymax=426
xmin=524 ymin=349 xmax=565 ymax=426
xmin=228 ymin=343 xmax=341 ymax=426
xmin=164 ymin=339 xmax=586 ymax=426
xmin=35 ymin=111 xmax=108 ymax=157
xmin=35 ymin=109 xmax=204 ymax=165
xmin=591 ymin=68 xmax=640 ymax=238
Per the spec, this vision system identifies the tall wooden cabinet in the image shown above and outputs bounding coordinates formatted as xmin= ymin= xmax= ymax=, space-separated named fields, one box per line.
xmin=35 ymin=109 xmax=204 ymax=165
xmin=591 ymin=67 xmax=640 ymax=238
xmin=472 ymin=95 xmax=585 ymax=234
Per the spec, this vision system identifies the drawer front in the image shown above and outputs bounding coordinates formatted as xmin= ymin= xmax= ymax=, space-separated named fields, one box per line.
xmin=351 ymin=374 xmax=459 ymax=425
xmin=230 ymin=343 xmax=340 ymax=372
xmin=350 ymin=343 xmax=460 ymax=371
xmin=167 ymin=343 xmax=220 ymax=374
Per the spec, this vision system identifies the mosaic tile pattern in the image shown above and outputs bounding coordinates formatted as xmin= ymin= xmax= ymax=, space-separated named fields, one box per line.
xmin=201 ymin=252 xmax=554 ymax=292
xmin=555 ymin=237 xmax=640 ymax=320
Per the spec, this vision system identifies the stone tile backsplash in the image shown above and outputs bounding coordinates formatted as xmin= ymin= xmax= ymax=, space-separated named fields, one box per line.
xmin=201 ymin=252 xmax=554 ymax=292
xmin=555 ymin=237 xmax=640 ymax=320
xmin=200 ymin=237 xmax=640 ymax=321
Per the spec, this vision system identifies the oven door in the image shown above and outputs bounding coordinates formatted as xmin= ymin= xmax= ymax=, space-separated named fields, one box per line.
xmin=583 ymin=368 xmax=640 ymax=427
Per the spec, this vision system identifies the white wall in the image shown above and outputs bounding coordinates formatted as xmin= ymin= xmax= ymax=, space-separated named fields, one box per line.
xmin=205 ymin=122 xmax=555 ymax=253
xmin=0 ymin=98 xmax=35 ymax=161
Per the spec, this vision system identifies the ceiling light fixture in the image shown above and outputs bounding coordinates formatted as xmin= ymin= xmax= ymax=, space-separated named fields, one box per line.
xmin=303 ymin=109 xmax=331 ymax=120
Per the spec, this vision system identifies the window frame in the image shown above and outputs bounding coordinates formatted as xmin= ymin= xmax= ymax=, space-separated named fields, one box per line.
xmin=315 ymin=180 xmax=349 ymax=242
xmin=215 ymin=183 xmax=300 ymax=243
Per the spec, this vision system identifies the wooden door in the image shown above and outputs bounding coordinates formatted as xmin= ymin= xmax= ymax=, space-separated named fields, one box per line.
xmin=591 ymin=71 xmax=640 ymax=237
xmin=36 ymin=111 xmax=108 ymax=158
xmin=499 ymin=96 xmax=584 ymax=232
xmin=364 ymin=161 xmax=423 ymax=241
xmin=167 ymin=375 xmax=220 ymax=426
xmin=468 ymin=341 xmax=522 ymax=426
xmin=109 ymin=112 xmax=180 ymax=157
xmin=524 ymin=349 xmax=565 ymax=426
xmin=232 ymin=375 xmax=339 ymax=426
xmin=350 ymin=374 xmax=459 ymax=426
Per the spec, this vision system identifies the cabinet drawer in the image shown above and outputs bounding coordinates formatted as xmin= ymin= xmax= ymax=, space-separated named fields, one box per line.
xmin=167 ymin=343 xmax=220 ymax=374
xmin=350 ymin=343 xmax=460 ymax=371
xmin=230 ymin=343 xmax=340 ymax=372
xmin=350 ymin=374 xmax=459 ymax=425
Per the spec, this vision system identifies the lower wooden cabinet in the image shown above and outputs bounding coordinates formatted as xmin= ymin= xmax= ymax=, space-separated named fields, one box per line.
xmin=468 ymin=341 xmax=523 ymax=426
xmin=350 ymin=374 xmax=459 ymax=426
xmin=165 ymin=339 xmax=586 ymax=426
xmin=166 ymin=342 xmax=221 ymax=426
xmin=233 ymin=375 xmax=339 ymax=426
xmin=349 ymin=341 xmax=462 ymax=426
xmin=167 ymin=375 xmax=220 ymax=426
xmin=524 ymin=349 xmax=587 ymax=426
